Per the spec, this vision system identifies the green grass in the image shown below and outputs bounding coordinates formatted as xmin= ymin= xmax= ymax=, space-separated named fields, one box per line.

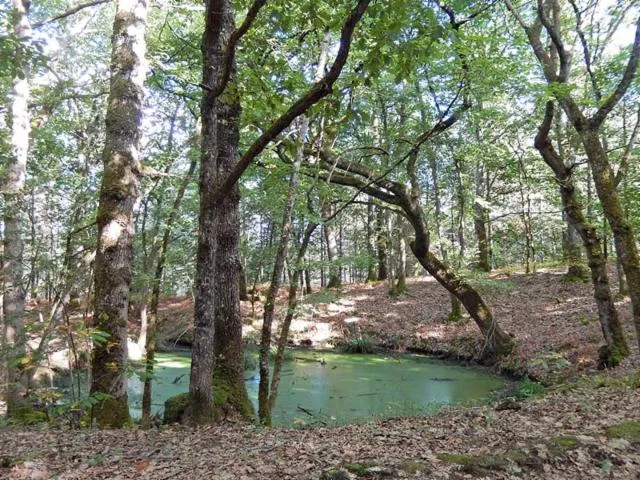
xmin=606 ymin=421 xmax=640 ymax=442
xmin=336 ymin=336 xmax=376 ymax=354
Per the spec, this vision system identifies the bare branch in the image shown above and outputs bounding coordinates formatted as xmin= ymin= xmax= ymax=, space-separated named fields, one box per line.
xmin=33 ymin=0 xmax=112 ymax=29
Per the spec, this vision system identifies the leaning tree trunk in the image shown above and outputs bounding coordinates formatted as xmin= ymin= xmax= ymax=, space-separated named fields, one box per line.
xmin=90 ymin=0 xmax=148 ymax=427
xmin=2 ymin=0 xmax=31 ymax=416
xmin=268 ymin=222 xmax=317 ymax=413
xmin=407 ymin=216 xmax=514 ymax=360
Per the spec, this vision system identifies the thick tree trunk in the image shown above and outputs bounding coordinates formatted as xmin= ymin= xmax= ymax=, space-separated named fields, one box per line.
xmin=188 ymin=0 xmax=232 ymax=424
xmin=90 ymin=0 xmax=148 ymax=427
xmin=565 ymin=222 xmax=588 ymax=281
xmin=2 ymin=0 xmax=31 ymax=417
xmin=212 ymin=6 xmax=252 ymax=420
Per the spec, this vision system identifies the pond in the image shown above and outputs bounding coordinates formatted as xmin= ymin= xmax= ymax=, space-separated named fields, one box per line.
xmin=128 ymin=350 xmax=508 ymax=427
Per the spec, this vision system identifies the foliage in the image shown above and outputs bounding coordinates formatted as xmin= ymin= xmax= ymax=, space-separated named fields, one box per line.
xmin=337 ymin=336 xmax=376 ymax=354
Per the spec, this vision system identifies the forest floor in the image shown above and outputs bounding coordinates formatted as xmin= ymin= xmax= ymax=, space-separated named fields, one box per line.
xmin=3 ymin=267 xmax=640 ymax=479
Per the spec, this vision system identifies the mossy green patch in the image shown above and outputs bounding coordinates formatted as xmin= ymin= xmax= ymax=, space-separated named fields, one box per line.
xmin=342 ymin=462 xmax=375 ymax=475
xmin=606 ymin=421 xmax=640 ymax=442
xmin=398 ymin=459 xmax=430 ymax=474
xmin=437 ymin=450 xmax=527 ymax=475
xmin=550 ymin=435 xmax=579 ymax=452
xmin=212 ymin=374 xmax=253 ymax=421
xmin=163 ymin=392 xmax=189 ymax=424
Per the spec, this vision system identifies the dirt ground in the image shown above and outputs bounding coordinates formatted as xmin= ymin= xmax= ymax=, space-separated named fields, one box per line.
xmin=2 ymin=267 xmax=640 ymax=479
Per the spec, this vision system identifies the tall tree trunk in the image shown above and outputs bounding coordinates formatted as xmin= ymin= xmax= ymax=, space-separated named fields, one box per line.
xmin=2 ymin=0 xmax=31 ymax=415
xmin=578 ymin=127 xmax=640 ymax=350
xmin=141 ymin=156 xmax=197 ymax=429
xmin=90 ymin=0 xmax=148 ymax=427
xmin=188 ymin=0 xmax=231 ymax=424
xmin=322 ymin=204 xmax=341 ymax=288
xmin=212 ymin=6 xmax=252 ymax=419
xmin=555 ymin=111 xmax=587 ymax=280
xmin=366 ymin=203 xmax=377 ymax=281
xmin=473 ymin=162 xmax=490 ymax=272
xmin=376 ymin=206 xmax=388 ymax=281
xmin=258 ymin=119 xmax=305 ymax=425
xmin=535 ymin=102 xmax=628 ymax=365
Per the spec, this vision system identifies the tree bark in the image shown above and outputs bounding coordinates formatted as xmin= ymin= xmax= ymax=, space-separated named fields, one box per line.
xmin=90 ymin=0 xmax=148 ymax=427
xmin=2 ymin=0 xmax=31 ymax=415
xmin=211 ymin=8 xmax=253 ymax=420
xmin=506 ymin=0 xmax=640 ymax=351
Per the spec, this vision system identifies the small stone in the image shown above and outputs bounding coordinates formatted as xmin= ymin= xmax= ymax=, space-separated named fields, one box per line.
xmin=607 ymin=438 xmax=631 ymax=450
xmin=576 ymin=435 xmax=597 ymax=445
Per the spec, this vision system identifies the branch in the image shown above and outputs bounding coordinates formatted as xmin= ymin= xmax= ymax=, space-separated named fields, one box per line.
xmin=534 ymin=101 xmax=566 ymax=177
xmin=201 ymin=0 xmax=268 ymax=98
xmin=590 ymin=16 xmax=640 ymax=128
xmin=504 ymin=0 xmax=557 ymax=81
xmin=213 ymin=0 xmax=371 ymax=200
xmin=32 ymin=0 xmax=112 ymax=29
xmin=568 ymin=0 xmax=601 ymax=101
xmin=537 ymin=0 xmax=571 ymax=81
xmin=315 ymin=171 xmax=399 ymax=206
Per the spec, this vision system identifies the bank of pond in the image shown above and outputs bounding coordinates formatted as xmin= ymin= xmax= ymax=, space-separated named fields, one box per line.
xmin=127 ymin=349 xmax=509 ymax=427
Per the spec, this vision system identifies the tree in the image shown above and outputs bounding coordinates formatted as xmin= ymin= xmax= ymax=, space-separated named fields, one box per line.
xmin=186 ymin=0 xmax=371 ymax=424
xmin=505 ymin=0 xmax=640 ymax=349
xmin=535 ymin=101 xmax=629 ymax=365
xmin=90 ymin=0 xmax=149 ymax=427
xmin=1 ymin=0 xmax=32 ymax=416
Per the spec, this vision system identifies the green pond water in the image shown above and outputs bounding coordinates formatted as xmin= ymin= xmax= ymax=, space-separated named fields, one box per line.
xmin=128 ymin=350 xmax=507 ymax=426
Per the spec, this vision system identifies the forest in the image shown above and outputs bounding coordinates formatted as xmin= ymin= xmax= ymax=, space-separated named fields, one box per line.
xmin=1 ymin=0 xmax=640 ymax=478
